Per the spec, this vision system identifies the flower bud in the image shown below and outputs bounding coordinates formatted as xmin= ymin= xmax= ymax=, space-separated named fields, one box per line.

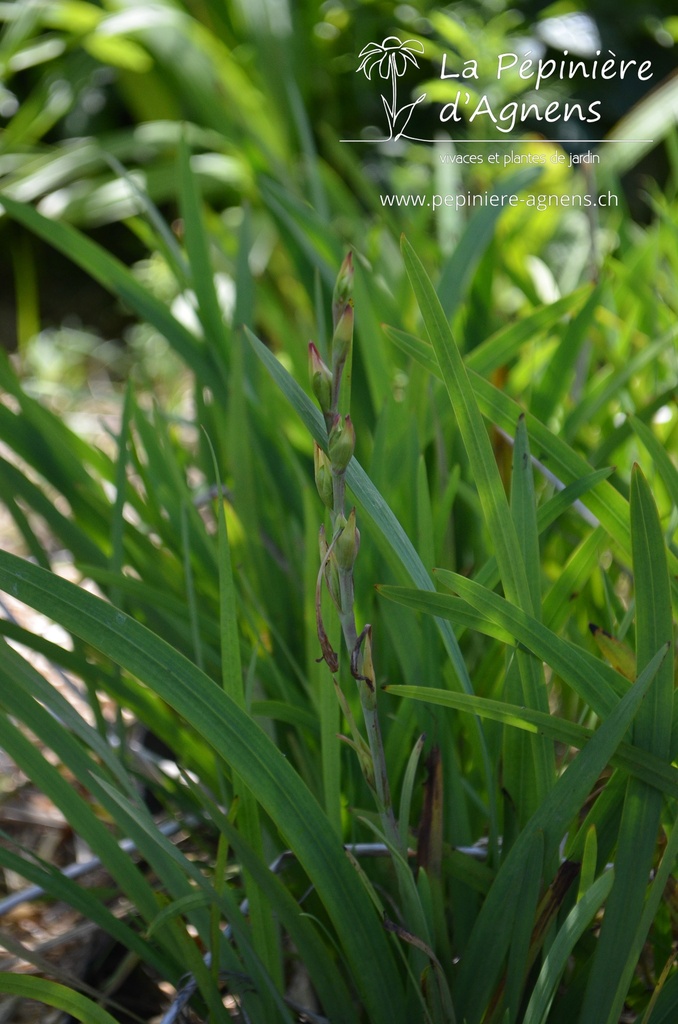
xmin=319 ymin=524 xmax=341 ymax=609
xmin=360 ymin=627 xmax=376 ymax=707
xmin=308 ymin=342 xmax=332 ymax=415
xmin=331 ymin=301 xmax=353 ymax=381
xmin=332 ymin=252 xmax=354 ymax=329
xmin=351 ymin=624 xmax=376 ymax=707
xmin=335 ymin=507 xmax=360 ymax=571
xmin=313 ymin=443 xmax=334 ymax=509
xmin=328 ymin=414 xmax=355 ymax=473
xmin=360 ymin=624 xmax=375 ymax=692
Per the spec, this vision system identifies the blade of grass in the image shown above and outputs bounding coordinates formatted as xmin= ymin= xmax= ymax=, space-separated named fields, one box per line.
xmin=245 ymin=321 xmax=499 ymax=840
xmin=630 ymin=415 xmax=678 ymax=513
xmin=579 ymin=466 xmax=674 ymax=1024
xmin=436 ymin=168 xmax=542 ymax=320
xmin=384 ymin=317 xmax=678 ymax=594
xmin=504 ymin=414 xmax=544 ymax=821
xmin=399 ymin=733 xmax=426 ymax=852
xmin=95 ymin=780 xmax=282 ymax=1023
xmin=0 ymin=454 xmax=107 ymax=567
xmin=400 ymin=234 xmax=535 ymax=613
xmin=542 ymin=526 xmax=606 ymax=633
xmin=195 ymin=783 xmax=359 ymax=1024
xmin=212 ymin=440 xmax=284 ymax=999
xmin=0 ymin=977 xmax=120 ymax=1024
xmin=453 ymin=642 xmax=669 ymax=1024
xmin=401 ymin=236 xmax=554 ymax=818
xmin=530 ymin=283 xmax=602 ymax=424
xmin=522 ymin=869 xmax=615 ymax=1024
xmin=378 ymin=580 xmax=625 ymax=715
xmin=177 ymin=134 xmax=231 ymax=370
xmin=382 ymin=684 xmax=678 ymax=799
xmin=0 ymin=838 xmax=174 ymax=980
xmin=563 ymin=325 xmax=676 ymax=442
xmin=0 ymin=548 xmax=407 ymax=1024
xmin=609 ymin=813 xmax=678 ymax=1024
xmin=505 ymin=830 xmax=544 ymax=1023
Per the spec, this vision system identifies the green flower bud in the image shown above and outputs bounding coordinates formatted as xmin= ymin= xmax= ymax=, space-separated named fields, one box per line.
xmin=308 ymin=342 xmax=332 ymax=415
xmin=328 ymin=414 xmax=355 ymax=473
xmin=332 ymin=252 xmax=354 ymax=329
xmin=331 ymin=301 xmax=354 ymax=381
xmin=313 ymin=443 xmax=334 ymax=510
xmin=319 ymin=524 xmax=341 ymax=610
xmin=351 ymin=624 xmax=376 ymax=707
xmin=335 ymin=507 xmax=360 ymax=571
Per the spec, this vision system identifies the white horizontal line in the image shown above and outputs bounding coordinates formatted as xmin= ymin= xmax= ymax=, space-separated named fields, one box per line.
xmin=340 ymin=138 xmax=654 ymax=144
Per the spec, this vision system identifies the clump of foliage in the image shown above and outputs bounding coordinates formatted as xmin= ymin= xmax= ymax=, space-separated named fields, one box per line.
xmin=0 ymin=172 xmax=677 ymax=1019
xmin=0 ymin=2 xmax=678 ymax=1024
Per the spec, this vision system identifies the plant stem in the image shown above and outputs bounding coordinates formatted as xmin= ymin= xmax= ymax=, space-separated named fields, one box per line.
xmin=337 ymin=567 xmax=400 ymax=851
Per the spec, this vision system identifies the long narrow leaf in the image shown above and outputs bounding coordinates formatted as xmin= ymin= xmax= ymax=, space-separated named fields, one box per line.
xmin=580 ymin=466 xmax=674 ymax=1024
xmin=0 ymin=549 xmax=406 ymax=1024
xmin=382 ymin=684 xmax=678 ymax=799
xmin=0 ymin=977 xmax=119 ymax=1024
xmin=453 ymin=642 xmax=669 ymax=1024
xmin=401 ymin=237 xmax=553 ymax=814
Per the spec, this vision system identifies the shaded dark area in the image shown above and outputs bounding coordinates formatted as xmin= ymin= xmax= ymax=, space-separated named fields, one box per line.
xmin=2 ymin=223 xmax=142 ymax=350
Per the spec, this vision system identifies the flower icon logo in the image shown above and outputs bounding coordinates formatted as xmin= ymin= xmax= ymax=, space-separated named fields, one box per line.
xmin=357 ymin=36 xmax=427 ymax=141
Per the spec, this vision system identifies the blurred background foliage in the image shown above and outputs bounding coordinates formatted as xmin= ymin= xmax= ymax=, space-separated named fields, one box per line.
xmin=1 ymin=0 xmax=676 ymax=356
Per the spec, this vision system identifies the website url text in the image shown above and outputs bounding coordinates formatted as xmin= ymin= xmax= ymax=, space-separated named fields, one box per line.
xmin=380 ymin=191 xmax=618 ymax=211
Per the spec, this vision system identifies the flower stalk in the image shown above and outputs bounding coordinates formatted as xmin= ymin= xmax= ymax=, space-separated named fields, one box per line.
xmin=308 ymin=255 xmax=401 ymax=855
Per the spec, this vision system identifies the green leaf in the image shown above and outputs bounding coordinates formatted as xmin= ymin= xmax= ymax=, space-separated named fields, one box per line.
xmin=382 ymin=684 xmax=678 ymax=799
xmin=510 ymin=415 xmax=540 ymax=617
xmin=0 ymin=549 xmax=406 ymax=1024
xmin=453 ymin=643 xmax=669 ymax=1024
xmin=0 ymin=977 xmax=120 ymax=1024
xmin=201 ymin=788 xmax=358 ymax=1024
xmin=178 ymin=134 xmax=230 ymax=369
xmin=530 ymin=283 xmax=602 ymax=424
xmin=580 ymin=466 xmax=674 ymax=1024
xmin=522 ymin=870 xmax=615 ymax=1024
xmin=0 ymin=839 xmax=172 ymax=980
xmin=385 ymin=287 xmax=591 ymax=381
xmin=436 ymin=168 xmax=542 ymax=319
xmin=401 ymin=236 xmax=553 ymax=815
xmin=244 ymin=324 xmax=472 ymax=692
xmin=630 ymin=415 xmax=678 ymax=514
xmin=398 ymin=733 xmax=426 ymax=852
xmin=383 ymin=314 xmax=678 ymax=598
xmin=212 ymin=440 xmax=283 ymax=999
xmin=382 ymin=576 xmax=624 ymax=716
xmin=401 ymin=236 xmax=528 ymax=611
xmin=542 ymin=526 xmax=606 ymax=633
xmin=564 ymin=325 xmax=677 ymax=442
